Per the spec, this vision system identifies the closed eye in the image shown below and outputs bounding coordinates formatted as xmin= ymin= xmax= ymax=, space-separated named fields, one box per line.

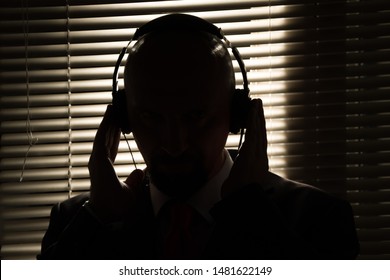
xmin=139 ymin=111 xmax=161 ymax=124
xmin=184 ymin=110 xmax=208 ymax=123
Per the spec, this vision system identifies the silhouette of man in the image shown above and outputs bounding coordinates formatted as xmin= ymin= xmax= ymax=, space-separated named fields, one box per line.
xmin=38 ymin=14 xmax=359 ymax=260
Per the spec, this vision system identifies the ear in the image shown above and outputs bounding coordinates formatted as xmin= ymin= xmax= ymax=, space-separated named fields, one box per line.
xmin=229 ymin=89 xmax=251 ymax=134
xmin=112 ymin=89 xmax=132 ymax=134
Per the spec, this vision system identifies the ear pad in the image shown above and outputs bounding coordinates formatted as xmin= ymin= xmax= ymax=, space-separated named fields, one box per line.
xmin=112 ymin=89 xmax=131 ymax=134
xmin=230 ymin=89 xmax=251 ymax=134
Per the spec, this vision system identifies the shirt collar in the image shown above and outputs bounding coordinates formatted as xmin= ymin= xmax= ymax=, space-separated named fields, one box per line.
xmin=149 ymin=149 xmax=233 ymax=223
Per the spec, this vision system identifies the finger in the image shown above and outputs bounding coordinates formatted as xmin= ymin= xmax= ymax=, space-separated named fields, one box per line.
xmin=124 ymin=169 xmax=145 ymax=188
xmin=89 ymin=105 xmax=122 ymax=192
xmin=123 ymin=169 xmax=145 ymax=198
xmin=240 ymin=99 xmax=261 ymax=154
xmin=239 ymin=99 xmax=269 ymax=171
xmin=107 ymin=123 xmax=121 ymax=163
xmin=94 ymin=105 xmax=115 ymax=146
xmin=256 ymin=99 xmax=268 ymax=155
xmin=256 ymin=99 xmax=269 ymax=171
xmin=93 ymin=105 xmax=121 ymax=162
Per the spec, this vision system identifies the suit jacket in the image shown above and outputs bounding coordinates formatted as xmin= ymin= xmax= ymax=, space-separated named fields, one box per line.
xmin=38 ymin=172 xmax=359 ymax=259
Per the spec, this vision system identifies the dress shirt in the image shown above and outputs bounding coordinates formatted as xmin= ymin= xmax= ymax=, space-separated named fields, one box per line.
xmin=149 ymin=149 xmax=233 ymax=223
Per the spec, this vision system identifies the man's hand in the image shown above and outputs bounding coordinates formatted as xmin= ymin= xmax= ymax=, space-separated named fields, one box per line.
xmin=222 ymin=99 xmax=269 ymax=198
xmin=88 ymin=105 xmax=144 ymax=223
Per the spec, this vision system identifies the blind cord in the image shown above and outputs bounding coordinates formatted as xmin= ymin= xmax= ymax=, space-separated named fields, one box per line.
xmin=20 ymin=0 xmax=38 ymax=182
xmin=267 ymin=0 xmax=272 ymax=163
xmin=268 ymin=1 xmax=273 ymax=94
xmin=66 ymin=0 xmax=73 ymax=198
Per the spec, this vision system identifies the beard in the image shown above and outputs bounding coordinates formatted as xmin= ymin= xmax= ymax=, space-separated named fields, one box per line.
xmin=148 ymin=150 xmax=208 ymax=199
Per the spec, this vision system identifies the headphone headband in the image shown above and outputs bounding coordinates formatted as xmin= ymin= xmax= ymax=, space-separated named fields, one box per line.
xmin=113 ymin=14 xmax=248 ymax=95
xmin=133 ymin=14 xmax=224 ymax=40
xmin=112 ymin=13 xmax=251 ymax=137
xmin=113 ymin=14 xmax=226 ymax=99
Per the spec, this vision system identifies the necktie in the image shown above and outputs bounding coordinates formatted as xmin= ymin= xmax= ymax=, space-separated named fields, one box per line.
xmin=160 ymin=201 xmax=201 ymax=259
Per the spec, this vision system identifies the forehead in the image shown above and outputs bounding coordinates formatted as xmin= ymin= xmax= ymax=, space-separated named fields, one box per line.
xmin=129 ymin=69 xmax=222 ymax=113
xmin=125 ymin=31 xmax=231 ymax=109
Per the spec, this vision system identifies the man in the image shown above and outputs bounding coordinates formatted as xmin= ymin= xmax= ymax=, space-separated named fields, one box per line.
xmin=38 ymin=14 xmax=359 ymax=259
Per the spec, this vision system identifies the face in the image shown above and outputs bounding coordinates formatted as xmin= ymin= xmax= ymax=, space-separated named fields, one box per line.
xmin=124 ymin=31 xmax=234 ymax=198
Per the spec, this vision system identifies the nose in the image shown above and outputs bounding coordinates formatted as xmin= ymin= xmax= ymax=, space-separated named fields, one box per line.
xmin=160 ymin=118 xmax=190 ymax=157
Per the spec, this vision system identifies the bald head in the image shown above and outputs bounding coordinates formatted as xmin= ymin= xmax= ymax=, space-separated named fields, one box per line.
xmin=124 ymin=30 xmax=235 ymax=104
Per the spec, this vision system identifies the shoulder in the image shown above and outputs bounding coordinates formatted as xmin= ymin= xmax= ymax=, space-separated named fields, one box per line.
xmin=211 ymin=172 xmax=359 ymax=259
xmin=264 ymin=172 xmax=343 ymax=205
xmin=263 ymin=172 xmax=353 ymax=223
xmin=39 ymin=193 xmax=91 ymax=258
xmin=265 ymin=171 xmax=348 ymax=208
xmin=49 ymin=192 xmax=90 ymax=225
xmin=57 ymin=192 xmax=90 ymax=211
xmin=264 ymin=172 xmax=325 ymax=193
xmin=218 ymin=171 xmax=352 ymax=223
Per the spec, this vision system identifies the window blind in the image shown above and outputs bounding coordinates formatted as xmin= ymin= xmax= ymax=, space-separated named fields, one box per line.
xmin=1 ymin=0 xmax=389 ymax=260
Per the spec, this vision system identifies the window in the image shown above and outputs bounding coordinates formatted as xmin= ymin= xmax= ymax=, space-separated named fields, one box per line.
xmin=1 ymin=0 xmax=389 ymax=259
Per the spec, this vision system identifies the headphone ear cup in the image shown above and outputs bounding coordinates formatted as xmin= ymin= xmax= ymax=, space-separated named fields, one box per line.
xmin=112 ymin=89 xmax=132 ymax=134
xmin=230 ymin=89 xmax=251 ymax=134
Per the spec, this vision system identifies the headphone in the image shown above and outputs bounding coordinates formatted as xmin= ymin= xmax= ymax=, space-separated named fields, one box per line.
xmin=112 ymin=13 xmax=251 ymax=136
